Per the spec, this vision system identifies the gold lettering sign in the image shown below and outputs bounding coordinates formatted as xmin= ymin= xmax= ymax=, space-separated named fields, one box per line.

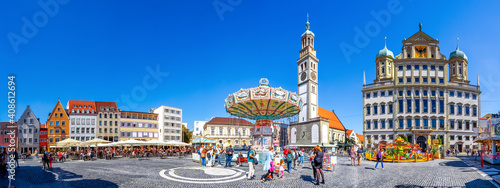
xmin=415 ymin=46 xmax=427 ymax=58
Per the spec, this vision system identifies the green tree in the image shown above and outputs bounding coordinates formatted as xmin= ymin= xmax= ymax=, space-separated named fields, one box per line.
xmin=346 ymin=137 xmax=356 ymax=145
xmin=182 ymin=124 xmax=193 ymax=143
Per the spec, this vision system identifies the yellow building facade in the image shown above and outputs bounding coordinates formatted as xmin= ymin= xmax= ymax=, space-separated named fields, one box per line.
xmin=119 ymin=111 xmax=159 ymax=141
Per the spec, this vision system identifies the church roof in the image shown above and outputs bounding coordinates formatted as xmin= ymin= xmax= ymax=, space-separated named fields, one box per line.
xmin=318 ymin=107 xmax=345 ymax=131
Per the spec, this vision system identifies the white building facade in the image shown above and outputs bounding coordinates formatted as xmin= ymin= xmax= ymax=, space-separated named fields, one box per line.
xmin=17 ymin=105 xmax=40 ymax=154
xmin=67 ymin=101 xmax=97 ymax=142
xmin=362 ymin=25 xmax=481 ymax=152
xmin=151 ymin=105 xmax=183 ymax=142
xmin=193 ymin=121 xmax=207 ymax=137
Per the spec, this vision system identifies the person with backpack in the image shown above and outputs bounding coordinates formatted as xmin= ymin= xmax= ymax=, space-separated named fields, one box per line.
xmin=206 ymin=147 xmax=213 ymax=167
xmin=357 ymin=147 xmax=363 ymax=166
xmin=247 ymin=146 xmax=256 ymax=180
xmin=286 ymin=149 xmax=293 ymax=173
xmin=374 ymin=149 xmax=384 ymax=170
xmin=225 ymin=145 xmax=234 ymax=168
xmin=313 ymin=146 xmax=325 ymax=185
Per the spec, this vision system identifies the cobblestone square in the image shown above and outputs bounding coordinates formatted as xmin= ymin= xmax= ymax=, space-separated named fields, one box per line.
xmin=1 ymin=155 xmax=498 ymax=188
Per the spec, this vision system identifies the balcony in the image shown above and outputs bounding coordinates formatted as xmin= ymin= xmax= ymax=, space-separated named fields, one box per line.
xmin=363 ymin=81 xmax=395 ymax=89
xmin=448 ymin=82 xmax=480 ymax=90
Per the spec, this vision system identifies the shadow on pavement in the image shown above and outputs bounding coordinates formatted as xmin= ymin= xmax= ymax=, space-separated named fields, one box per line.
xmin=0 ymin=165 xmax=118 ymax=188
xmin=465 ymin=178 xmax=497 ymax=188
xmin=438 ymin=161 xmax=468 ymax=167
xmin=300 ymin=174 xmax=314 ymax=183
xmin=394 ymin=185 xmax=424 ymax=188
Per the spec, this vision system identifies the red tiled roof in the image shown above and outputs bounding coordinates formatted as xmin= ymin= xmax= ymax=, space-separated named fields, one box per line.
xmin=356 ymin=134 xmax=363 ymax=142
xmin=346 ymin=130 xmax=353 ymax=136
xmin=40 ymin=124 xmax=46 ymax=129
xmin=95 ymin=101 xmax=118 ymax=113
xmin=318 ymin=107 xmax=345 ymax=131
xmin=206 ymin=117 xmax=253 ymax=126
xmin=67 ymin=100 xmax=96 ymax=115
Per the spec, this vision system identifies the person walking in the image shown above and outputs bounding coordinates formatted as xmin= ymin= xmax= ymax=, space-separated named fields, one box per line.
xmin=374 ymin=149 xmax=384 ymax=170
xmin=292 ymin=149 xmax=298 ymax=170
xmin=210 ymin=147 xmax=216 ymax=167
xmin=42 ymin=151 xmax=49 ymax=170
xmin=247 ymin=146 xmax=256 ymax=180
xmin=201 ymin=148 xmax=207 ymax=167
xmin=467 ymin=149 xmax=470 ymax=156
xmin=446 ymin=149 xmax=450 ymax=157
xmin=286 ymin=149 xmax=293 ymax=173
xmin=262 ymin=146 xmax=275 ymax=182
xmin=299 ymin=148 xmax=304 ymax=167
xmin=0 ymin=150 xmax=8 ymax=178
xmin=206 ymin=147 xmax=213 ymax=167
xmin=225 ymin=145 xmax=234 ymax=168
xmin=310 ymin=149 xmax=316 ymax=180
xmin=48 ymin=154 xmax=54 ymax=170
xmin=313 ymin=146 xmax=325 ymax=185
xmin=216 ymin=145 xmax=222 ymax=166
xmin=349 ymin=148 xmax=356 ymax=166
xmin=14 ymin=150 xmax=19 ymax=168
xmin=357 ymin=147 xmax=363 ymax=166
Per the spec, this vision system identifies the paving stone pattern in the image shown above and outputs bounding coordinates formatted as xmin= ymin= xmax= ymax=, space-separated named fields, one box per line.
xmin=0 ymin=155 xmax=498 ymax=187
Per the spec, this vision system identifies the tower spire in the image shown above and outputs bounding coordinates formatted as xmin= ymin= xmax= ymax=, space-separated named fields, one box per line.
xmin=419 ymin=22 xmax=422 ymax=31
xmin=456 ymin=38 xmax=460 ymax=50
xmin=306 ymin=13 xmax=310 ymax=30
xmin=477 ymin=73 xmax=480 ymax=87
xmin=363 ymin=71 xmax=366 ymax=85
xmin=384 ymin=37 xmax=387 ymax=48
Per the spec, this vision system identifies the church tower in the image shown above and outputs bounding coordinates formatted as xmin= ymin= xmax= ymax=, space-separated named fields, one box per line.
xmin=298 ymin=14 xmax=319 ymax=123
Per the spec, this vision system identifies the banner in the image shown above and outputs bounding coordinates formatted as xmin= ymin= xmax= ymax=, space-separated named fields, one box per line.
xmin=331 ymin=156 xmax=337 ymax=165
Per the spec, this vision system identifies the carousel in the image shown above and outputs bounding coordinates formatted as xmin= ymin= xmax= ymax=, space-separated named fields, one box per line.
xmin=474 ymin=116 xmax=500 ymax=164
xmin=225 ymin=78 xmax=303 ymax=151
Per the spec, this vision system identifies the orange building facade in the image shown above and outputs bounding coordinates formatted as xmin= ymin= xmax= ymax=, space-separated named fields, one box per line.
xmin=46 ymin=99 xmax=70 ymax=150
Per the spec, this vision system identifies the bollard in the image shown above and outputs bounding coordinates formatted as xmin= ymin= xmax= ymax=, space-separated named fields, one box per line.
xmin=481 ymin=152 xmax=483 ymax=168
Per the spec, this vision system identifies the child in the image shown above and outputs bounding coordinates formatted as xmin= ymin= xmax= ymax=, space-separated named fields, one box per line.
xmin=279 ymin=159 xmax=285 ymax=178
xmin=49 ymin=154 xmax=54 ymax=170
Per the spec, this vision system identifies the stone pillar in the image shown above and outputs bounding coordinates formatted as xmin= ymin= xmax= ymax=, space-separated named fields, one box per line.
xmin=493 ymin=141 xmax=497 ymax=155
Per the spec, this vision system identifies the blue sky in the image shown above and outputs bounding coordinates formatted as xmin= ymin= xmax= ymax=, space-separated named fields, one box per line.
xmin=1 ymin=0 xmax=499 ymax=135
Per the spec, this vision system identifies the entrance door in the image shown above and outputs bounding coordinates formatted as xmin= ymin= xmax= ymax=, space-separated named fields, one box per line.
xmin=458 ymin=144 xmax=463 ymax=152
xmin=417 ymin=136 xmax=427 ymax=151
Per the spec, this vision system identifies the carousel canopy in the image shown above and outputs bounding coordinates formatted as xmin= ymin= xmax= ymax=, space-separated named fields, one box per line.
xmin=225 ymin=78 xmax=303 ymax=120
